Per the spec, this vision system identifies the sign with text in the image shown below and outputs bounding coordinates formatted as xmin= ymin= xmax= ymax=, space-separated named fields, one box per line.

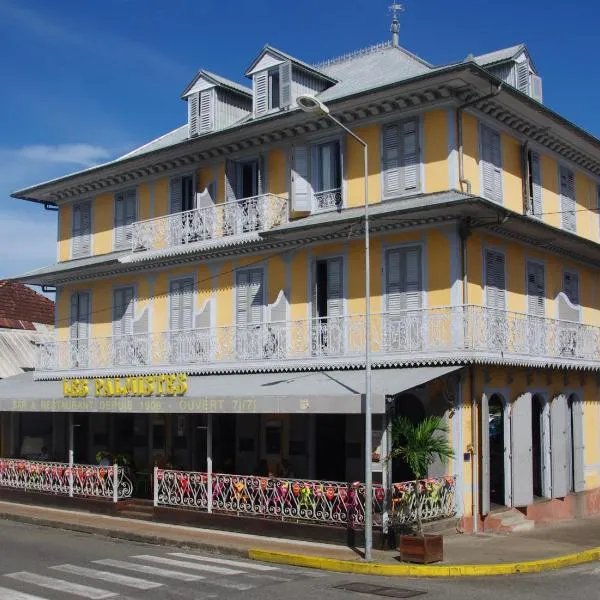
xmin=63 ymin=374 xmax=188 ymax=399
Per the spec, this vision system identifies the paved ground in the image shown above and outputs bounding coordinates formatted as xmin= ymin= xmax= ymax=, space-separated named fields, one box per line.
xmin=0 ymin=520 xmax=599 ymax=600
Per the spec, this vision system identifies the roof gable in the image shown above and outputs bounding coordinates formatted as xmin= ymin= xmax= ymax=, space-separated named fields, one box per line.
xmin=181 ymin=69 xmax=252 ymax=99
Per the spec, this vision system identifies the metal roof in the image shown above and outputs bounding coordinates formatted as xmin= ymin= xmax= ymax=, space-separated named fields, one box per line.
xmin=0 ymin=325 xmax=50 ymax=379
xmin=472 ymin=44 xmax=525 ymax=66
xmin=181 ymin=69 xmax=252 ymax=99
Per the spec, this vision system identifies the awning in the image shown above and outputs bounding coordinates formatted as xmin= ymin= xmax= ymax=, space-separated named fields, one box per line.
xmin=0 ymin=366 xmax=463 ymax=414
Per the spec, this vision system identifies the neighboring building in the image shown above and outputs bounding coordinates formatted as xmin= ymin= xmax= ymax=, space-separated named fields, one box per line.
xmin=3 ymin=25 xmax=600 ymax=530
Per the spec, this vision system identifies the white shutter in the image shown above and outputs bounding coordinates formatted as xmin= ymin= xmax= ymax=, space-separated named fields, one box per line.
xmin=199 ymin=89 xmax=214 ymax=134
xmin=326 ymin=258 xmax=343 ymax=318
xmin=563 ymin=271 xmax=579 ymax=306
xmin=481 ymin=125 xmax=503 ymax=204
xmin=253 ymin=70 xmax=269 ymax=116
xmin=225 ymin=159 xmax=236 ymax=201
xmin=511 ymin=393 xmax=534 ymax=507
xmin=292 ymin=145 xmax=311 ymax=211
xmin=550 ymin=395 xmax=569 ymax=498
xmin=279 ymin=61 xmax=292 ymax=108
xmin=530 ymin=151 xmax=542 ymax=216
xmin=571 ymin=397 xmax=585 ymax=492
xmin=386 ymin=249 xmax=402 ymax=313
xmin=248 ymin=269 xmax=264 ymax=324
xmin=516 ymin=60 xmax=530 ymax=95
xmin=236 ymin=271 xmax=249 ymax=325
xmin=401 ymin=119 xmax=419 ymax=192
xmin=169 ymin=280 xmax=181 ymax=331
xmin=181 ymin=279 xmax=193 ymax=330
xmin=382 ymin=124 xmax=401 ymax=197
xmin=560 ymin=167 xmax=576 ymax=232
xmin=485 ymin=249 xmax=506 ymax=309
xmin=527 ymin=262 xmax=545 ymax=317
xmin=188 ymin=92 xmax=199 ymax=137
xmin=170 ymin=177 xmax=182 ymax=214
xmin=530 ymin=74 xmax=543 ymax=102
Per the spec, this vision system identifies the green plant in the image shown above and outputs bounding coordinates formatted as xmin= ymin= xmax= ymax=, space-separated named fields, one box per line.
xmin=387 ymin=415 xmax=454 ymax=537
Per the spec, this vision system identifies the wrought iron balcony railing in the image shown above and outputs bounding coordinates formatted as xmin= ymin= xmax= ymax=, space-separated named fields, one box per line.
xmin=35 ymin=306 xmax=600 ymax=373
xmin=312 ymin=187 xmax=342 ymax=213
xmin=131 ymin=193 xmax=288 ymax=252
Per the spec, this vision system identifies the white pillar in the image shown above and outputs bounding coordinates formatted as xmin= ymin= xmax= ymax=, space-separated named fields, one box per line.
xmin=206 ymin=414 xmax=213 ymax=514
xmin=68 ymin=413 xmax=74 ymax=498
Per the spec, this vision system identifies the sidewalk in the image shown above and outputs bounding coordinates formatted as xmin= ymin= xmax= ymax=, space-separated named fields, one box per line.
xmin=1 ymin=500 xmax=599 ymax=575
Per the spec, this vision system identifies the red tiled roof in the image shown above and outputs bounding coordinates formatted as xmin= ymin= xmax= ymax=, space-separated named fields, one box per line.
xmin=0 ymin=281 xmax=54 ymax=329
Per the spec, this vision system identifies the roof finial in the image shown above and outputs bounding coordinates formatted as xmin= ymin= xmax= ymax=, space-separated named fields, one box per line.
xmin=389 ymin=3 xmax=404 ymax=47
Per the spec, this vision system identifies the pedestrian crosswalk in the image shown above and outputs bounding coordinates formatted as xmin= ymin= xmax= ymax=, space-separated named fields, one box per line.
xmin=0 ymin=551 xmax=320 ymax=599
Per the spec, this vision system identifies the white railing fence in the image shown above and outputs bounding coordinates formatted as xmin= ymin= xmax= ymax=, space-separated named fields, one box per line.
xmin=312 ymin=187 xmax=343 ymax=212
xmin=36 ymin=307 xmax=600 ymax=372
xmin=0 ymin=459 xmax=133 ymax=501
xmin=131 ymin=194 xmax=288 ymax=252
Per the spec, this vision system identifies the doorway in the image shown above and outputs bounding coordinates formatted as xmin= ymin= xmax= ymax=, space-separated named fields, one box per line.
xmin=488 ymin=394 xmax=505 ymax=506
xmin=391 ymin=393 xmax=425 ymax=483
xmin=315 ymin=415 xmax=346 ymax=481
xmin=532 ymin=394 xmax=544 ymax=497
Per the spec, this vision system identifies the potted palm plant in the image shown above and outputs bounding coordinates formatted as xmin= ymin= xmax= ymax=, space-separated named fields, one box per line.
xmin=388 ymin=415 xmax=454 ymax=564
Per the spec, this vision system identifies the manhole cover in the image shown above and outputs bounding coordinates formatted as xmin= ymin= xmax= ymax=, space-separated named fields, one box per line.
xmin=334 ymin=582 xmax=426 ymax=598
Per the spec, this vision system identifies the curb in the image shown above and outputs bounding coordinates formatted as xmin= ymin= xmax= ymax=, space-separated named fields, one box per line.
xmin=248 ymin=548 xmax=600 ymax=577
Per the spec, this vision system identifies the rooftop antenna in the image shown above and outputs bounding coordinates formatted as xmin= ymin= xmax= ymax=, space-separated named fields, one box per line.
xmin=389 ymin=3 xmax=404 ymax=47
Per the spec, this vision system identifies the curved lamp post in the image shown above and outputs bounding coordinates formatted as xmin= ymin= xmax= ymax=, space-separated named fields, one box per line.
xmin=297 ymin=95 xmax=373 ymax=561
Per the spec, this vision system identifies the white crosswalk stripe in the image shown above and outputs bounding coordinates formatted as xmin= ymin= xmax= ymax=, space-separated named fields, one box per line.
xmin=4 ymin=572 xmax=117 ymax=599
xmin=131 ymin=554 xmax=245 ymax=575
xmin=92 ymin=558 xmax=205 ymax=582
xmin=168 ymin=552 xmax=280 ymax=571
xmin=51 ymin=563 xmax=162 ymax=590
xmin=0 ymin=586 xmax=51 ymax=600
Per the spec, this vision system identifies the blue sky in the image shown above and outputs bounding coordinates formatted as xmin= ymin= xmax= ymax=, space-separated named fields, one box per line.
xmin=1 ymin=0 xmax=598 ymax=279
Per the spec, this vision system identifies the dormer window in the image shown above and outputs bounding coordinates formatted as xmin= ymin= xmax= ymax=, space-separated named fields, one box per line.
xmin=188 ymin=89 xmax=215 ymax=137
xmin=253 ymin=61 xmax=291 ymax=117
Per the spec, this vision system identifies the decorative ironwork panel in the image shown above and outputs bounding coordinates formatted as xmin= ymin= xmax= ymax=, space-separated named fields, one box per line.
xmin=312 ymin=188 xmax=342 ymax=213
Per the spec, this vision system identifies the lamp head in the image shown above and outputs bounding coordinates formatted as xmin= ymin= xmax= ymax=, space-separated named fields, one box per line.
xmin=297 ymin=95 xmax=329 ymax=115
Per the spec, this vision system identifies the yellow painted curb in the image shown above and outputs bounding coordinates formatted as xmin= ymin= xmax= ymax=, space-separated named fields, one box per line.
xmin=248 ymin=547 xmax=600 ymax=577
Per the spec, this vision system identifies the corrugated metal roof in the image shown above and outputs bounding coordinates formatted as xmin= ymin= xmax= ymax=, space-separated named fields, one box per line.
xmin=0 ymin=325 xmax=50 ymax=379
xmin=472 ymin=44 xmax=524 ymax=66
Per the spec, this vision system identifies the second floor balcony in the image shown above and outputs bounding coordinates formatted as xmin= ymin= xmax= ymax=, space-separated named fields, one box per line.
xmin=35 ymin=305 xmax=600 ymax=375
xmin=131 ymin=193 xmax=288 ymax=253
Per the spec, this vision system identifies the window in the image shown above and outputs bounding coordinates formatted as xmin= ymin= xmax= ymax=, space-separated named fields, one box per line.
xmin=72 ymin=201 xmax=92 ymax=258
xmin=312 ymin=257 xmax=343 ymax=354
xmin=236 ymin=269 xmax=264 ymax=325
xmin=315 ymin=141 xmax=341 ymax=192
xmin=114 ymin=188 xmax=137 ymax=249
xmin=225 ymin=156 xmax=265 ymax=201
xmin=113 ymin=287 xmax=134 ymax=337
xmin=253 ymin=61 xmax=291 ymax=117
xmin=485 ymin=249 xmax=506 ymax=309
xmin=563 ymin=272 xmax=579 ymax=306
xmin=170 ymin=175 xmax=195 ymax=214
xmin=559 ymin=166 xmax=576 ymax=232
xmin=481 ymin=124 xmax=503 ymax=204
xmin=385 ymin=247 xmax=423 ymax=312
xmin=528 ymin=151 xmax=542 ymax=217
xmin=170 ymin=278 xmax=194 ymax=331
xmin=188 ymin=89 xmax=214 ymax=137
xmin=527 ymin=261 xmax=545 ymax=317
xmin=382 ymin=118 xmax=420 ymax=198
xmin=70 ymin=291 xmax=90 ymax=368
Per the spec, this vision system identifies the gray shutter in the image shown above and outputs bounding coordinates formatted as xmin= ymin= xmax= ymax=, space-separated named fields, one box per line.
xmin=170 ymin=280 xmax=182 ymax=331
xmin=404 ymin=247 xmax=422 ymax=310
xmin=182 ymin=279 xmax=193 ymax=330
xmin=236 ymin=271 xmax=249 ymax=325
xmin=113 ymin=288 xmax=123 ymax=338
xmin=551 ymin=395 xmax=569 ymax=498
xmin=279 ymin=61 xmax=292 ymax=108
xmin=560 ymin=167 xmax=576 ymax=232
xmin=481 ymin=393 xmax=490 ymax=515
xmin=188 ymin=92 xmax=199 ymax=137
xmin=199 ymin=89 xmax=214 ymax=134
xmin=70 ymin=292 xmax=79 ymax=340
xmin=71 ymin=292 xmax=90 ymax=341
xmin=485 ymin=250 xmax=506 ymax=309
xmin=511 ymin=393 xmax=534 ymax=507
xmin=401 ymin=119 xmax=419 ymax=193
xmin=73 ymin=202 xmax=91 ymax=257
xmin=113 ymin=287 xmax=134 ymax=337
xmin=72 ymin=204 xmax=82 ymax=257
xmin=530 ymin=151 xmax=542 ymax=215
xmin=125 ymin=188 xmax=136 ymax=245
xmin=571 ymin=397 xmax=585 ymax=492
xmin=481 ymin=126 xmax=502 ymax=203
xmin=326 ymin=258 xmax=343 ymax=318
xmin=253 ymin=70 xmax=269 ymax=117
xmin=385 ymin=249 xmax=402 ymax=313
xmin=382 ymin=124 xmax=401 ymax=197
xmin=170 ymin=177 xmax=182 ymax=214
xmin=225 ymin=159 xmax=237 ymax=201
xmin=516 ymin=60 xmax=530 ymax=94
xmin=114 ymin=192 xmax=126 ymax=249
xmin=527 ymin=262 xmax=545 ymax=316
xmin=292 ymin=145 xmax=311 ymax=211
xmin=248 ymin=269 xmax=264 ymax=324
xmin=530 ymin=74 xmax=543 ymax=102
xmin=563 ymin=272 xmax=579 ymax=306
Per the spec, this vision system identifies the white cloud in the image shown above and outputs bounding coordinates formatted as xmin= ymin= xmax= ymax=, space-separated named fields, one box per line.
xmin=15 ymin=144 xmax=112 ymax=167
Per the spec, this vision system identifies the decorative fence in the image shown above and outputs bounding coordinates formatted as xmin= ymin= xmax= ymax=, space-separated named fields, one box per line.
xmin=0 ymin=459 xmax=133 ymax=502
xmin=36 ymin=306 xmax=600 ymax=372
xmin=154 ymin=469 xmax=456 ymax=529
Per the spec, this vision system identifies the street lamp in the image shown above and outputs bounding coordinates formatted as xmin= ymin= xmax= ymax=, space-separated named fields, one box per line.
xmin=297 ymin=95 xmax=373 ymax=562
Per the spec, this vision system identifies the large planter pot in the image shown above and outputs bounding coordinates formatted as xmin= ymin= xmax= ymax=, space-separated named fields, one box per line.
xmin=398 ymin=534 xmax=443 ymax=564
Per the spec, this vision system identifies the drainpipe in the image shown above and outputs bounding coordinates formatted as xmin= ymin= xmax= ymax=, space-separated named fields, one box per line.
xmin=456 ymin=84 xmax=503 ymax=195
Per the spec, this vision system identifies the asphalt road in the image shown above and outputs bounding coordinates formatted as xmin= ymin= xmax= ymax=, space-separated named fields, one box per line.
xmin=0 ymin=520 xmax=598 ymax=599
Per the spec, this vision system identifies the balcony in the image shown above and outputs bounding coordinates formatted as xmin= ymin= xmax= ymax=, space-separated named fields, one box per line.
xmin=36 ymin=306 xmax=600 ymax=375
xmin=312 ymin=187 xmax=342 ymax=213
xmin=131 ymin=194 xmax=288 ymax=253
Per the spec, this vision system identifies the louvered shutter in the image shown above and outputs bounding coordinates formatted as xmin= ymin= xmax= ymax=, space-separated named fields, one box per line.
xmin=181 ymin=278 xmax=193 ymax=330
xmin=386 ymin=249 xmax=402 ymax=313
xmin=404 ymin=247 xmax=422 ymax=310
xmin=527 ymin=262 xmax=545 ymax=316
xmin=257 ymin=153 xmax=267 ymax=195
xmin=248 ymin=269 xmax=264 ymax=324
xmin=170 ymin=280 xmax=181 ymax=331
xmin=114 ymin=192 xmax=126 ymax=248
xmin=511 ymin=393 xmax=534 ymax=507
xmin=188 ymin=92 xmax=199 ymax=137
xmin=311 ymin=262 xmax=319 ymax=319
xmin=563 ymin=272 xmax=579 ymax=306
xmin=70 ymin=292 xmax=79 ymax=340
xmin=113 ymin=287 xmax=134 ymax=337
xmin=530 ymin=74 xmax=543 ymax=102
xmin=382 ymin=124 xmax=401 ymax=197
xmin=170 ymin=177 xmax=182 ymax=214
xmin=530 ymin=151 xmax=542 ymax=215
xmin=279 ymin=61 xmax=292 ymax=108
xmin=516 ymin=60 xmax=530 ymax=95
xmin=571 ymin=397 xmax=585 ymax=492
xmin=551 ymin=395 xmax=569 ymax=498
xmin=481 ymin=125 xmax=503 ymax=204
xmin=113 ymin=288 xmax=123 ymax=338
xmin=401 ymin=119 xmax=419 ymax=193
xmin=225 ymin=159 xmax=236 ymax=201
xmin=253 ymin=70 xmax=269 ymax=117
xmin=199 ymin=89 xmax=214 ymax=134
xmin=72 ymin=204 xmax=82 ymax=257
xmin=292 ymin=145 xmax=311 ymax=211
xmin=76 ymin=292 xmax=90 ymax=340
xmin=236 ymin=271 xmax=249 ymax=325
xmin=73 ymin=202 xmax=91 ymax=257
xmin=485 ymin=250 xmax=506 ymax=309
xmin=326 ymin=258 xmax=343 ymax=318
xmin=560 ymin=167 xmax=576 ymax=232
